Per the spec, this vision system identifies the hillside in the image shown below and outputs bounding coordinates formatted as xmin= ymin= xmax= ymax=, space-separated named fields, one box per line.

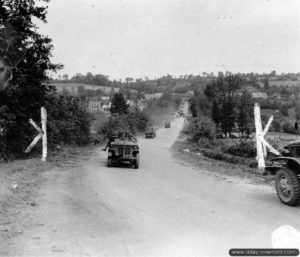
xmin=51 ymin=82 xmax=120 ymax=94
xmin=257 ymin=80 xmax=300 ymax=87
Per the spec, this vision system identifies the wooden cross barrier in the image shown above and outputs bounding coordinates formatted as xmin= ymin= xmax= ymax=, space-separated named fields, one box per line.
xmin=25 ymin=107 xmax=47 ymax=162
xmin=254 ymin=103 xmax=280 ymax=171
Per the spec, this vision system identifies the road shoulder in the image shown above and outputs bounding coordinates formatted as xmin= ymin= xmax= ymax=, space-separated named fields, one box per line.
xmin=171 ymin=133 xmax=275 ymax=189
xmin=0 ymin=145 xmax=97 ymax=256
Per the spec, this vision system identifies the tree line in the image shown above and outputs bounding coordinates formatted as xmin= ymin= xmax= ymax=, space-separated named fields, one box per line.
xmin=0 ymin=0 xmax=92 ymax=160
xmin=190 ymin=74 xmax=254 ymax=137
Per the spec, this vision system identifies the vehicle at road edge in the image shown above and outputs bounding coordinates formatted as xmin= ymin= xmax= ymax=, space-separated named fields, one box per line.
xmin=265 ymin=140 xmax=300 ymax=206
xmin=165 ymin=121 xmax=171 ymax=128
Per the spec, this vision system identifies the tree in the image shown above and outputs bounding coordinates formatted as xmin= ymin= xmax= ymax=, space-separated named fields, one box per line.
xmin=110 ymin=93 xmax=129 ymax=114
xmin=280 ymin=104 xmax=289 ymax=117
xmin=125 ymin=77 xmax=133 ymax=85
xmin=0 ymin=0 xmax=62 ymax=157
xmin=218 ymin=71 xmax=224 ymax=78
xmin=263 ymin=77 xmax=269 ymax=90
xmin=295 ymin=102 xmax=300 ymax=120
xmin=85 ymin=72 xmax=94 ymax=84
xmin=238 ymin=91 xmax=254 ymax=135
xmin=204 ymin=74 xmax=241 ymax=135
xmin=62 ymin=74 xmax=69 ymax=80
xmin=189 ymin=90 xmax=210 ymax=117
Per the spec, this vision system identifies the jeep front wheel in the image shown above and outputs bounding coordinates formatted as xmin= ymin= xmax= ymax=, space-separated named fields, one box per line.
xmin=107 ymin=159 xmax=112 ymax=167
xmin=134 ymin=154 xmax=140 ymax=169
xmin=275 ymin=168 xmax=300 ymax=206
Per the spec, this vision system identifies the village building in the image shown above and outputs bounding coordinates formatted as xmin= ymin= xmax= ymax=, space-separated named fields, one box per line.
xmin=144 ymin=92 xmax=163 ymax=100
xmin=251 ymin=92 xmax=268 ymax=99
xmin=88 ymin=101 xmax=102 ymax=112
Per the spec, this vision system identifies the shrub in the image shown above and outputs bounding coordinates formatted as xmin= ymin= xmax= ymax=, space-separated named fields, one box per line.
xmin=99 ymin=109 xmax=150 ymax=138
xmin=282 ymin=122 xmax=295 ymax=134
xmin=0 ymin=94 xmax=93 ymax=160
xmin=223 ymin=139 xmax=256 ymax=158
xmin=187 ymin=117 xmax=216 ymax=142
xmin=127 ymin=109 xmax=149 ymax=131
xmin=196 ymin=137 xmax=217 ymax=149
xmin=100 ymin=115 xmax=133 ymax=139
xmin=271 ymin=119 xmax=281 ymax=132
xmin=47 ymin=95 xmax=93 ymax=146
xmin=202 ymin=149 xmax=248 ymax=165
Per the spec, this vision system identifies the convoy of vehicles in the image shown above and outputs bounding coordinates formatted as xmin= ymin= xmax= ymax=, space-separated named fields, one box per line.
xmin=103 ymin=102 xmax=299 ymax=207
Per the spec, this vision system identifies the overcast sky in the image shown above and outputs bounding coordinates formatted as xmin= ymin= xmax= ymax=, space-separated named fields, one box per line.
xmin=39 ymin=0 xmax=300 ymax=80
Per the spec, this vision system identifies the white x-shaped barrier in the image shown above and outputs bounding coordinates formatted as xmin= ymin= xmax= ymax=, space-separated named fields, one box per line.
xmin=25 ymin=107 xmax=47 ymax=161
xmin=254 ymin=103 xmax=280 ymax=170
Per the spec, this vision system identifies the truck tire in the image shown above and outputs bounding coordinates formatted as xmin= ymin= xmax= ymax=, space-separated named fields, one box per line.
xmin=107 ymin=159 xmax=112 ymax=167
xmin=275 ymin=168 xmax=300 ymax=206
xmin=134 ymin=154 xmax=139 ymax=169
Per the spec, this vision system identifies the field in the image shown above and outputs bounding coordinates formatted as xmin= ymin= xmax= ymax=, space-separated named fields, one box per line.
xmin=51 ymin=82 xmax=120 ymax=94
xmin=257 ymin=80 xmax=300 ymax=87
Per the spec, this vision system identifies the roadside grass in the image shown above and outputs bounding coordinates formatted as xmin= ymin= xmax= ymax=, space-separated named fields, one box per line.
xmin=174 ymin=120 xmax=299 ymax=185
xmin=172 ymin=128 xmax=279 ymax=186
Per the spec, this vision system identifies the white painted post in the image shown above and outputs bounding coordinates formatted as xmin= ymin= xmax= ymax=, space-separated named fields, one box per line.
xmin=25 ymin=107 xmax=47 ymax=161
xmin=254 ymin=103 xmax=280 ymax=172
xmin=254 ymin=103 xmax=265 ymax=170
xmin=41 ymin=107 xmax=47 ymax=162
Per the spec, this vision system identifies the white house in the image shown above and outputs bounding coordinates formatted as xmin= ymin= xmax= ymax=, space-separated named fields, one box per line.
xmin=88 ymin=101 xmax=102 ymax=112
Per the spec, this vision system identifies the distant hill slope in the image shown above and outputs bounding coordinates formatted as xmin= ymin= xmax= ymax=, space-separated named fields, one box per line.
xmin=257 ymin=80 xmax=300 ymax=87
xmin=51 ymin=82 xmax=120 ymax=93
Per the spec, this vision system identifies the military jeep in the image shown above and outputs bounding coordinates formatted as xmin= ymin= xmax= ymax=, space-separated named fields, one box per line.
xmin=145 ymin=127 xmax=156 ymax=139
xmin=165 ymin=121 xmax=171 ymax=128
xmin=107 ymin=138 xmax=140 ymax=169
xmin=265 ymin=141 xmax=300 ymax=206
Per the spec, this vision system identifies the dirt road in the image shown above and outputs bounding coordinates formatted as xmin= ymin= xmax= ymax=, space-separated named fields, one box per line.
xmin=7 ymin=117 xmax=300 ymax=257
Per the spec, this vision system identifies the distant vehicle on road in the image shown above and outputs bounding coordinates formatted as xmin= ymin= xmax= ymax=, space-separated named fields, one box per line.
xmin=265 ymin=140 xmax=300 ymax=206
xmin=165 ymin=121 xmax=171 ymax=128
xmin=145 ymin=127 xmax=156 ymax=139
xmin=106 ymin=133 xmax=140 ymax=169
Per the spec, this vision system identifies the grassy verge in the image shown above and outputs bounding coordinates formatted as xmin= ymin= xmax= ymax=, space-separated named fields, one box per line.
xmin=172 ymin=132 xmax=275 ymax=186
xmin=0 ymin=145 xmax=96 ymax=245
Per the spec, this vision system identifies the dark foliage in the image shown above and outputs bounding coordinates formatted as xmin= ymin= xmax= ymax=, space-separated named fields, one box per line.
xmin=100 ymin=109 xmax=149 ymax=139
xmin=110 ymin=93 xmax=129 ymax=114
xmin=223 ymin=140 xmax=256 ymax=158
xmin=0 ymin=1 xmax=92 ymax=159
xmin=187 ymin=117 xmax=216 ymax=141
xmin=238 ymin=91 xmax=254 ymax=135
xmin=47 ymin=96 xmax=93 ymax=146
xmin=204 ymin=74 xmax=241 ymax=135
xmin=189 ymin=89 xmax=210 ymax=117
xmin=282 ymin=122 xmax=296 ymax=134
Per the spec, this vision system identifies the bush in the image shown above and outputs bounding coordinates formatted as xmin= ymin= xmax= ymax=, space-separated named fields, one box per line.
xmin=271 ymin=119 xmax=281 ymax=132
xmin=223 ymin=139 xmax=256 ymax=158
xmin=196 ymin=137 xmax=217 ymax=149
xmin=0 ymin=94 xmax=93 ymax=160
xmin=99 ymin=109 xmax=149 ymax=138
xmin=187 ymin=117 xmax=216 ymax=141
xmin=127 ymin=109 xmax=149 ymax=131
xmin=202 ymin=149 xmax=248 ymax=165
xmin=282 ymin=122 xmax=295 ymax=134
xmin=47 ymin=95 xmax=93 ymax=146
